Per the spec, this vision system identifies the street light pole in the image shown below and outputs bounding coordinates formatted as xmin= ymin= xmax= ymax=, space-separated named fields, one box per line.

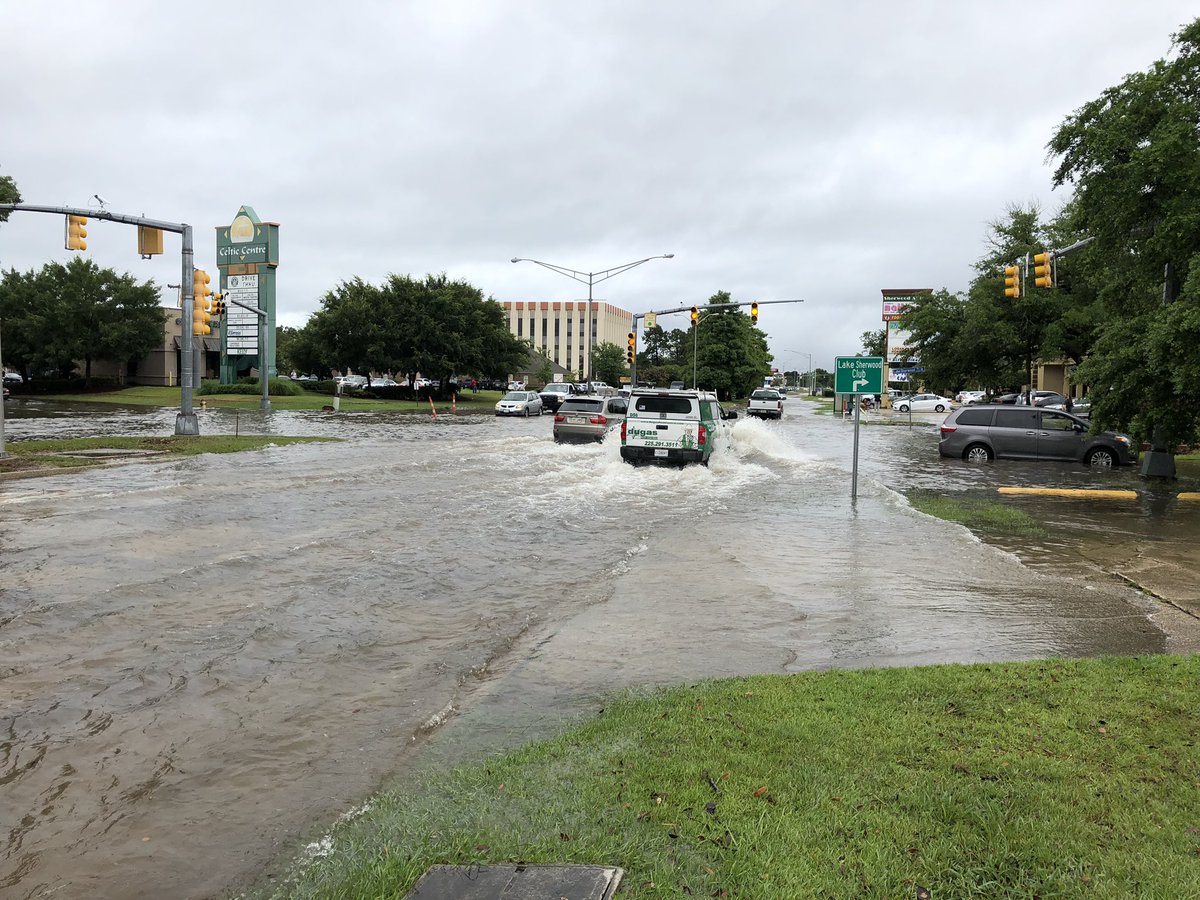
xmin=511 ymin=254 xmax=674 ymax=382
xmin=783 ymin=349 xmax=813 ymax=394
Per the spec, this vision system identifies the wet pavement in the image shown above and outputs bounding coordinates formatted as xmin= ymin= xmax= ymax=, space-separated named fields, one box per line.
xmin=1 ymin=397 xmax=1197 ymax=898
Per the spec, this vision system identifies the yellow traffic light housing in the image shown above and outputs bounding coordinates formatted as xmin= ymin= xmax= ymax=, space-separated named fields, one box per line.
xmin=690 ymin=306 xmax=698 ymax=323
xmin=1003 ymin=265 xmax=1021 ymax=299
xmin=1033 ymin=251 xmax=1053 ymax=288
xmin=211 ymin=294 xmax=226 ymax=318
xmin=138 ymin=225 xmax=164 ymax=258
xmin=192 ymin=268 xmax=213 ymax=335
xmin=626 ymin=331 xmax=635 ymax=365
xmin=750 ymin=301 xmax=759 ymax=323
xmin=65 ymin=215 xmax=88 ymax=251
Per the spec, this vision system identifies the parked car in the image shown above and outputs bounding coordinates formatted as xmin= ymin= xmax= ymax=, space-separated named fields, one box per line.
xmin=370 ymin=377 xmax=400 ymax=388
xmin=955 ymin=390 xmax=987 ymax=405
xmin=507 ymin=381 xmax=526 ymax=391
xmin=1015 ymin=390 xmax=1066 ymax=407
xmin=993 ymin=393 xmax=1020 ymax=405
xmin=3 ymin=371 xmax=22 ymax=384
xmin=938 ymin=405 xmax=1137 ymax=467
xmin=894 ymin=393 xmax=955 ymax=413
xmin=553 ymin=396 xmax=628 ymax=443
xmin=538 ymin=382 xmax=573 ymax=412
xmin=336 ymin=375 xmax=369 ymax=389
xmin=495 ymin=390 xmax=543 ymax=417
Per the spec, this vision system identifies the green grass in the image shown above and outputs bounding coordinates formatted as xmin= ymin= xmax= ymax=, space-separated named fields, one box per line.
xmin=0 ymin=435 xmax=337 ymax=475
xmin=907 ymin=489 xmax=1048 ymax=537
xmin=27 ymin=385 xmax=503 ymax=412
xmin=266 ymin=656 xmax=1200 ymax=899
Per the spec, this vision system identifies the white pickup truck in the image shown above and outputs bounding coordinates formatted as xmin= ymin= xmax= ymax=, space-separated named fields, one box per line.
xmin=748 ymin=388 xmax=784 ymax=419
xmin=620 ymin=388 xmax=736 ymax=466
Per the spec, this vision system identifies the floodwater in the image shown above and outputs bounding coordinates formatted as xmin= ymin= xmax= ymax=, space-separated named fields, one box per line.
xmin=0 ymin=398 xmax=1193 ymax=898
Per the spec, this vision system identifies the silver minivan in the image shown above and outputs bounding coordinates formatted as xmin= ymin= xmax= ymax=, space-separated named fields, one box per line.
xmin=938 ymin=405 xmax=1137 ymax=467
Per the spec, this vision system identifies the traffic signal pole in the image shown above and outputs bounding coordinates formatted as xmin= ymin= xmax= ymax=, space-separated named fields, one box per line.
xmin=0 ymin=203 xmax=200 ymax=435
xmin=629 ymin=298 xmax=803 ymax=387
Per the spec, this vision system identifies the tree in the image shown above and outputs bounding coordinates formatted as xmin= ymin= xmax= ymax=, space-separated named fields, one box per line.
xmin=0 ymin=170 xmax=20 ymax=224
xmin=0 ymin=258 xmax=162 ymax=383
xmin=692 ymin=291 xmax=773 ymax=400
xmin=590 ymin=341 xmax=628 ymax=386
xmin=899 ymin=206 xmax=1062 ymax=396
xmin=300 ymin=273 xmax=526 ymax=391
xmin=1049 ymin=17 xmax=1200 ymax=445
xmin=860 ymin=328 xmax=886 ymax=358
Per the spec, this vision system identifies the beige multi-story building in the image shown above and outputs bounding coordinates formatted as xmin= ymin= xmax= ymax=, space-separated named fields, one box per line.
xmin=500 ymin=300 xmax=633 ymax=379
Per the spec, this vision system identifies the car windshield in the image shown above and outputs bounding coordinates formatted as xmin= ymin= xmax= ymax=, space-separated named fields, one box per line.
xmin=751 ymin=390 xmax=779 ymax=400
xmin=543 ymin=384 xmax=569 ymax=393
xmin=560 ymin=399 xmax=603 ymax=413
xmin=635 ymin=396 xmax=694 ymax=415
xmin=502 ymin=392 xmax=527 ymax=401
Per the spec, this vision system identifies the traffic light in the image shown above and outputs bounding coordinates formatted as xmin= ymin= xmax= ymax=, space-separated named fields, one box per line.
xmin=65 ymin=215 xmax=88 ymax=251
xmin=626 ymin=331 xmax=635 ymax=365
xmin=690 ymin=306 xmax=698 ymax=323
xmin=750 ymin=301 xmax=759 ymax=324
xmin=211 ymin=294 xmax=226 ymax=318
xmin=1003 ymin=265 xmax=1021 ymax=299
xmin=192 ymin=268 xmax=213 ymax=335
xmin=1033 ymin=251 xmax=1053 ymax=288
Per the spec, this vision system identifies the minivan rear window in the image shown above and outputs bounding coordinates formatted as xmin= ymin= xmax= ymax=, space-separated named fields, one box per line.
xmin=955 ymin=408 xmax=994 ymax=426
xmin=635 ymin=396 xmax=694 ymax=415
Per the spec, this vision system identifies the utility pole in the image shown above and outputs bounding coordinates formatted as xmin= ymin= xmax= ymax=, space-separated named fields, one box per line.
xmin=0 ymin=203 xmax=201 ymax=435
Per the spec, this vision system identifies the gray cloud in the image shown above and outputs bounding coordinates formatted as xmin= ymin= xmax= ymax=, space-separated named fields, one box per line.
xmin=2 ymin=1 xmax=1194 ymax=371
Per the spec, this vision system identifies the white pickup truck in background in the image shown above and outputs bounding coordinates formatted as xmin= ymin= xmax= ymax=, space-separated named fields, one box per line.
xmin=748 ymin=388 xmax=784 ymax=419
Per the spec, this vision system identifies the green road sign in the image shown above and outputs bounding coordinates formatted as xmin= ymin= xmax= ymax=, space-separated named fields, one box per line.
xmin=835 ymin=356 xmax=884 ymax=394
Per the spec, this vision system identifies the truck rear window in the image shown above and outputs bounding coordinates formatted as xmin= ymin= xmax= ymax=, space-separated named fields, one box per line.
xmin=634 ymin=396 xmax=694 ymax=415
xmin=751 ymin=390 xmax=779 ymax=400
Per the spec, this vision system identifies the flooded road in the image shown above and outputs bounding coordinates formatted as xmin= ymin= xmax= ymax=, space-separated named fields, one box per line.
xmin=0 ymin=399 xmax=1190 ymax=898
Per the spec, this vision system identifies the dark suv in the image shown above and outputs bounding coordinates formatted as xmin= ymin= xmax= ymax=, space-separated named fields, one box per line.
xmin=938 ymin=405 xmax=1137 ymax=467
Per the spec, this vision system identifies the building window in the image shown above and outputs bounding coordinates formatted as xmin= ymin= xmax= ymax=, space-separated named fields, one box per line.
xmin=554 ymin=319 xmax=560 ymax=338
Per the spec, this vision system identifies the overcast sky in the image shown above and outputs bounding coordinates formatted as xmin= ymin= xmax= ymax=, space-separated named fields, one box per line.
xmin=2 ymin=1 xmax=1195 ymax=373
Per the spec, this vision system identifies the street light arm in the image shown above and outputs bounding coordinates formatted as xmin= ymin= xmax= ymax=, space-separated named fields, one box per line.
xmin=511 ymin=254 xmax=674 ymax=288
xmin=510 ymin=258 xmax=594 ymax=287
xmin=589 ymin=255 xmax=674 ymax=286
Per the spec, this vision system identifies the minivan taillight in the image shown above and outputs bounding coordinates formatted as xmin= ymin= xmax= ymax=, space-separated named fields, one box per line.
xmin=589 ymin=415 xmax=608 ymax=425
xmin=940 ymin=424 xmax=957 ymax=435
xmin=698 ymin=424 xmax=708 ymax=446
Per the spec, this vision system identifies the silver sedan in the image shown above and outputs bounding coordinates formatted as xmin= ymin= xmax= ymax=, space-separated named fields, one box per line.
xmin=495 ymin=391 xmax=544 ymax=417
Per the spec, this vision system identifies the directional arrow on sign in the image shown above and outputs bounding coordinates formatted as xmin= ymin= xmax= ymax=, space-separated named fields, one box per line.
xmin=853 ymin=378 xmax=868 ymax=391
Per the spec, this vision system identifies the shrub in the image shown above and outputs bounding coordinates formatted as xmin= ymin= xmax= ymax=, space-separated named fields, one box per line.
xmin=198 ymin=378 xmax=303 ymax=396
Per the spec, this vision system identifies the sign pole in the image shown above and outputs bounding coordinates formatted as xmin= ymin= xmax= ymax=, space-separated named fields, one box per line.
xmin=852 ymin=394 xmax=861 ymax=502
xmin=835 ymin=356 xmax=883 ymax=503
